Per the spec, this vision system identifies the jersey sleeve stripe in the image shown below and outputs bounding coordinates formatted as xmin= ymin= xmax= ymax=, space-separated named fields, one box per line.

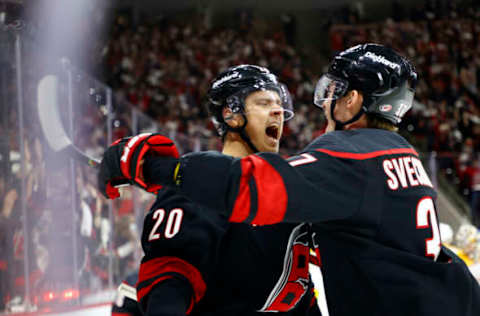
xmin=137 ymin=257 xmax=206 ymax=306
xmin=250 ymin=155 xmax=288 ymax=225
xmin=316 ymin=147 xmax=418 ymax=160
xmin=229 ymin=158 xmax=253 ymax=222
xmin=230 ymin=155 xmax=288 ymax=225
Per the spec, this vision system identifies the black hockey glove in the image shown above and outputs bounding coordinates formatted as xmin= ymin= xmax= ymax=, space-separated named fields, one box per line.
xmin=98 ymin=133 xmax=179 ymax=199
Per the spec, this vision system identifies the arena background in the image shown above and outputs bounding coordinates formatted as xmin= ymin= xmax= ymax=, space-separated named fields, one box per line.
xmin=0 ymin=0 xmax=479 ymax=314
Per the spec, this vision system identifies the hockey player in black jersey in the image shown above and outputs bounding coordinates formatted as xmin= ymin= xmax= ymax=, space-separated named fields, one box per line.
xmin=101 ymin=65 xmax=321 ymax=315
xmin=99 ymin=44 xmax=480 ymax=316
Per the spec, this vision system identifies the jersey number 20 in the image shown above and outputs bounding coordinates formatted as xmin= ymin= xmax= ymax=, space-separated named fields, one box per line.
xmin=416 ymin=197 xmax=441 ymax=261
xmin=148 ymin=208 xmax=184 ymax=241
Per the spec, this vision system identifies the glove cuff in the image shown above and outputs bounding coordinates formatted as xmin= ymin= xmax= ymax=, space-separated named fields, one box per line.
xmin=106 ymin=182 xmax=120 ymax=199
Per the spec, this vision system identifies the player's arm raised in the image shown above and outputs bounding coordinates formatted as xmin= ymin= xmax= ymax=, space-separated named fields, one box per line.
xmin=143 ymin=149 xmax=364 ymax=225
xmin=97 ymin=133 xmax=364 ymax=225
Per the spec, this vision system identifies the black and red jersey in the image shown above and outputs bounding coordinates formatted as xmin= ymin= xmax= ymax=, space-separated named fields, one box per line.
xmin=138 ymin=188 xmax=321 ymax=316
xmin=146 ymin=128 xmax=480 ymax=316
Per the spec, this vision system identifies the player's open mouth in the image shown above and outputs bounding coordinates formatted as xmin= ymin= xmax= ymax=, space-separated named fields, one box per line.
xmin=265 ymin=124 xmax=280 ymax=141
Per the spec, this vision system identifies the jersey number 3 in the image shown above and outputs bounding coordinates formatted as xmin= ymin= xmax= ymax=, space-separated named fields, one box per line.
xmin=416 ymin=197 xmax=441 ymax=261
xmin=148 ymin=208 xmax=184 ymax=241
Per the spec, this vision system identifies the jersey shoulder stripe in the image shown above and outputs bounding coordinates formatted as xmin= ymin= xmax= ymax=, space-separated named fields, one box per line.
xmin=137 ymin=256 xmax=206 ymax=312
xmin=315 ymin=147 xmax=418 ymax=160
xmin=305 ymin=129 xmax=417 ymax=158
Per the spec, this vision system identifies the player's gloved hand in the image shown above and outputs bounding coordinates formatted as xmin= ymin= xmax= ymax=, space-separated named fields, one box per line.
xmin=98 ymin=133 xmax=179 ymax=199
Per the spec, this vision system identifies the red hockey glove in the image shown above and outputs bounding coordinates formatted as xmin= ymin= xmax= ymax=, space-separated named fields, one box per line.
xmin=98 ymin=133 xmax=179 ymax=199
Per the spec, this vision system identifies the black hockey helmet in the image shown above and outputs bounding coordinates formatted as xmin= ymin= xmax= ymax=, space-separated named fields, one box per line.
xmin=314 ymin=43 xmax=417 ymax=127
xmin=207 ymin=64 xmax=293 ymax=137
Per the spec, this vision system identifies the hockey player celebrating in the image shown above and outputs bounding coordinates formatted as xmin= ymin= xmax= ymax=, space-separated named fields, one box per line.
xmin=103 ymin=65 xmax=321 ymax=315
xmin=99 ymin=44 xmax=480 ymax=315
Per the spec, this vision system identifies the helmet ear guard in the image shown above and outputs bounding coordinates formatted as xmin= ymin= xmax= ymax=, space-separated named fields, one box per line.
xmin=225 ymin=95 xmax=242 ymax=114
xmin=368 ymin=81 xmax=415 ymax=125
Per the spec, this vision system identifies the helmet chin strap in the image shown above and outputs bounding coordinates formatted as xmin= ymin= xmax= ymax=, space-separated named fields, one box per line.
xmin=330 ymin=99 xmax=368 ymax=131
xmin=225 ymin=113 xmax=260 ymax=153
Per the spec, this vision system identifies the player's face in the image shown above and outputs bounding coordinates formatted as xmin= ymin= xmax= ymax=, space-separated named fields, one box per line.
xmin=243 ymin=90 xmax=284 ymax=153
xmin=321 ymin=90 xmax=363 ymax=130
xmin=330 ymin=94 xmax=351 ymax=122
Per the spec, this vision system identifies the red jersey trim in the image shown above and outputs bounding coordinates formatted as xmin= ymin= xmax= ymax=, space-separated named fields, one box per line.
xmin=250 ymin=155 xmax=288 ymax=225
xmin=316 ymin=147 xmax=418 ymax=160
xmin=137 ymin=256 xmax=206 ymax=314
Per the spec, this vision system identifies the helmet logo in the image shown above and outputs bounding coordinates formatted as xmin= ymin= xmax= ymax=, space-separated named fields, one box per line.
xmin=364 ymin=52 xmax=400 ymax=72
xmin=212 ymin=72 xmax=241 ymax=89
xmin=379 ymin=104 xmax=392 ymax=112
